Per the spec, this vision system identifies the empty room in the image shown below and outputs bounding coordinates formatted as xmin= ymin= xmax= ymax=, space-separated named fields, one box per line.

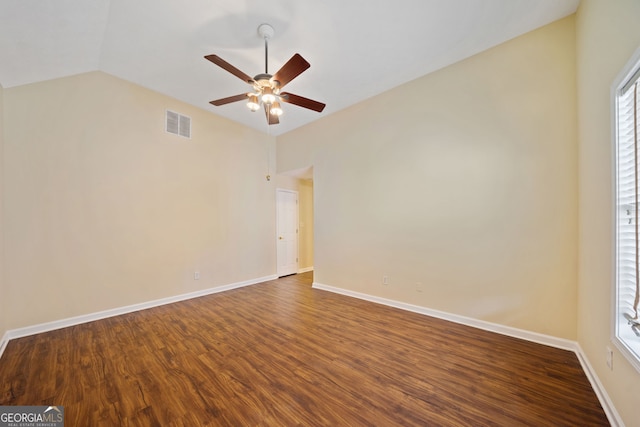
xmin=0 ymin=0 xmax=639 ymax=425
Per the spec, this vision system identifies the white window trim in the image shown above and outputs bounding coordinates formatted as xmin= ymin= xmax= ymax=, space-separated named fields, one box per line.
xmin=612 ymin=45 xmax=640 ymax=373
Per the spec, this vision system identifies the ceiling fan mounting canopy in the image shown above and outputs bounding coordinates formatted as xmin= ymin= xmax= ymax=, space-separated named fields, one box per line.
xmin=205 ymin=23 xmax=325 ymax=125
xmin=257 ymin=23 xmax=274 ymax=40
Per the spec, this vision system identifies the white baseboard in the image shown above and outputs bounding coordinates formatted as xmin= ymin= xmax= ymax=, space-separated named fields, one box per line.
xmin=298 ymin=266 xmax=314 ymax=273
xmin=0 ymin=274 xmax=278 ymax=360
xmin=0 ymin=331 xmax=9 ymax=361
xmin=312 ymin=281 xmax=623 ymax=426
xmin=574 ymin=344 xmax=624 ymax=427
xmin=312 ymin=282 xmax=575 ymax=349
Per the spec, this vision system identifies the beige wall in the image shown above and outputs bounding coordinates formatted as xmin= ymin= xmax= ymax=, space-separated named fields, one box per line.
xmin=3 ymin=71 xmax=276 ymax=329
xmin=298 ymin=179 xmax=313 ymax=270
xmin=278 ymin=16 xmax=578 ymax=339
xmin=0 ymin=82 xmax=5 ymax=340
xmin=576 ymin=1 xmax=640 ymax=425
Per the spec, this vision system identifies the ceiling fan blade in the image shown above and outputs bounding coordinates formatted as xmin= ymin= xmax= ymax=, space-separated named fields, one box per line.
xmin=272 ymin=54 xmax=310 ymax=88
xmin=209 ymin=93 xmax=248 ymax=106
xmin=280 ymin=92 xmax=326 ymax=112
xmin=264 ymin=104 xmax=280 ymax=125
xmin=205 ymin=55 xmax=254 ymax=83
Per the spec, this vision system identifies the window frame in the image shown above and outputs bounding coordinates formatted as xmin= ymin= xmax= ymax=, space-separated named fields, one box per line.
xmin=612 ymin=45 xmax=640 ymax=373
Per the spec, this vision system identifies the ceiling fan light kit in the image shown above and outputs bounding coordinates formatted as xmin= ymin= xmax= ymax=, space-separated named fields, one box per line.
xmin=205 ymin=23 xmax=325 ymax=126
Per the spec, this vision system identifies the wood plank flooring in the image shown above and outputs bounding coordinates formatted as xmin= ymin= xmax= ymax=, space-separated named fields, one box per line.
xmin=0 ymin=272 xmax=608 ymax=426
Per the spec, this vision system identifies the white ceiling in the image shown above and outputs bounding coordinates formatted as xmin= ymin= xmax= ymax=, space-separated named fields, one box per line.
xmin=0 ymin=0 xmax=579 ymax=136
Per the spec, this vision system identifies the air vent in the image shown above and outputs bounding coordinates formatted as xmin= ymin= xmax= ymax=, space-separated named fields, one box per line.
xmin=166 ymin=110 xmax=191 ymax=138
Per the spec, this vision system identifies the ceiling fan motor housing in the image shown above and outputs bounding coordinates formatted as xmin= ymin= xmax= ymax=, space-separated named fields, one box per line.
xmin=253 ymin=73 xmax=276 ymax=87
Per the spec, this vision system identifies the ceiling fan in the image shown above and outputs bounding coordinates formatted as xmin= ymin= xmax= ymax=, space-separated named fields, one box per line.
xmin=205 ymin=23 xmax=326 ymax=125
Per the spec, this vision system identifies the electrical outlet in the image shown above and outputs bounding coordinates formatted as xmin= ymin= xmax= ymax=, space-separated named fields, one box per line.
xmin=606 ymin=346 xmax=613 ymax=370
xmin=382 ymin=275 xmax=389 ymax=285
xmin=416 ymin=282 xmax=423 ymax=292
xmin=194 ymin=271 xmax=200 ymax=280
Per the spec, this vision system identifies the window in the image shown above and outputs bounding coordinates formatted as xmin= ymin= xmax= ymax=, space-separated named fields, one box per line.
xmin=614 ymin=47 xmax=640 ymax=371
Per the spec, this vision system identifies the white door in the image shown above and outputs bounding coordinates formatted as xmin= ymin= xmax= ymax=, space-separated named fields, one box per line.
xmin=276 ymin=189 xmax=298 ymax=277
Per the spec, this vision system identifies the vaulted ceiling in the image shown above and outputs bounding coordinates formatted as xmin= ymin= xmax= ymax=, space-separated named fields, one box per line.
xmin=0 ymin=0 xmax=579 ymax=135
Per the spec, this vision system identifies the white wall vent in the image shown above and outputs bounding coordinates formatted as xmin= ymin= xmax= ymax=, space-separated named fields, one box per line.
xmin=166 ymin=110 xmax=191 ymax=138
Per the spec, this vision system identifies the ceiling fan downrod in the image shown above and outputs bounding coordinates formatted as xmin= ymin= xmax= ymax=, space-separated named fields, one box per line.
xmin=264 ymin=35 xmax=269 ymax=74
xmin=258 ymin=23 xmax=274 ymax=75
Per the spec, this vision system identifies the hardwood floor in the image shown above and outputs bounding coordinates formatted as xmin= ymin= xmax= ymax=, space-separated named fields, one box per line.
xmin=0 ymin=272 xmax=608 ymax=426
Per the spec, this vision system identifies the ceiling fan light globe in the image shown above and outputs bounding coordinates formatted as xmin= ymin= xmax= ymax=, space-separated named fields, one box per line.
xmin=271 ymin=102 xmax=283 ymax=116
xmin=261 ymin=87 xmax=276 ymax=104
xmin=247 ymin=94 xmax=260 ymax=111
xmin=262 ymin=94 xmax=276 ymax=105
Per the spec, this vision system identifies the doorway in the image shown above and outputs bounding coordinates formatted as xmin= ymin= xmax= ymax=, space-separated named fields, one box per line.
xmin=276 ymin=189 xmax=298 ymax=277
